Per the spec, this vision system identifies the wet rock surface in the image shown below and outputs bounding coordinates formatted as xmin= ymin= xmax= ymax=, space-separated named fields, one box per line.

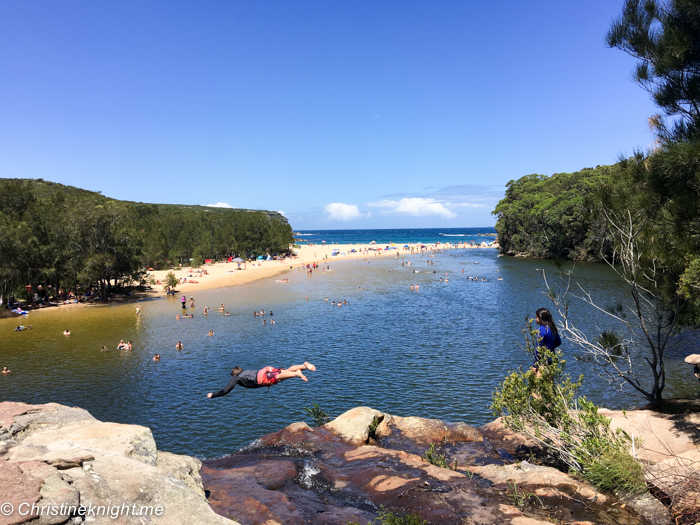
xmin=0 ymin=402 xmax=232 ymax=525
xmin=202 ymin=407 xmax=649 ymax=525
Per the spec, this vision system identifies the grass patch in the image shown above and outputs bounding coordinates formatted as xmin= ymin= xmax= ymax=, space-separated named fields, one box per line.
xmin=348 ymin=508 xmax=428 ymax=525
xmin=583 ymin=448 xmax=646 ymax=494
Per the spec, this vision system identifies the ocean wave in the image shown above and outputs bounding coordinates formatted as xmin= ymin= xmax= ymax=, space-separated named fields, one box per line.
xmin=295 ymin=234 xmax=315 ymax=236
xmin=438 ymin=233 xmax=466 ymax=237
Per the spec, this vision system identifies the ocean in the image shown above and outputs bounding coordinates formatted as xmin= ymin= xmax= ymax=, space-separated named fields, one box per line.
xmin=294 ymin=227 xmax=497 ymax=245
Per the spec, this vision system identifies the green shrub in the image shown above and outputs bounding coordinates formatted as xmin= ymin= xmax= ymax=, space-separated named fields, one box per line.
xmin=583 ymin=448 xmax=646 ymax=494
xmin=491 ymin=320 xmax=644 ymax=494
xmin=347 ymin=508 xmax=427 ymax=525
xmin=305 ymin=403 xmax=330 ymax=427
xmin=163 ymin=271 xmax=178 ymax=290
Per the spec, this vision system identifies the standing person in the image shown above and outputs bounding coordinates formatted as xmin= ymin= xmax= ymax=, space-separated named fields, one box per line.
xmin=181 ymin=296 xmax=187 ymax=310
xmin=532 ymin=307 xmax=561 ymax=371
xmin=207 ymin=362 xmax=317 ymax=398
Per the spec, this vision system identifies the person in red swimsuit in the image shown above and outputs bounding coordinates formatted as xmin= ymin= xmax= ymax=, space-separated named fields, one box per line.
xmin=207 ymin=362 xmax=316 ymax=398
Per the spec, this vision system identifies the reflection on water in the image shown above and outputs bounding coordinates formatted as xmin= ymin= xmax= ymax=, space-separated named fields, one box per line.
xmin=0 ymin=250 xmax=696 ymax=458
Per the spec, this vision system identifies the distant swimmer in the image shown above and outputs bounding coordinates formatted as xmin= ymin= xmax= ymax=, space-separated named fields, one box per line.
xmin=2 ymin=366 xmax=10 ymax=375
xmin=225 ymin=311 xmax=231 ymax=316
xmin=101 ymin=346 xmax=108 ymax=351
xmin=63 ymin=330 xmax=71 ymax=336
xmin=135 ymin=305 xmax=141 ymax=316
xmin=125 ymin=341 xmax=133 ymax=350
xmin=208 ymin=330 xmax=214 ymax=336
xmin=184 ymin=313 xmax=193 ymax=318
xmin=325 ymin=297 xmax=328 ymax=301
xmin=410 ymin=284 xmax=414 ymax=290
xmin=207 ymin=362 xmax=317 ymax=398
xmin=153 ymin=354 xmax=161 ymax=362
xmin=176 ymin=314 xmax=181 ymax=319
xmin=271 ymin=319 xmax=275 ymax=325
xmin=415 ymin=285 xmax=419 ymax=290
xmin=176 ymin=342 xmax=183 ymax=350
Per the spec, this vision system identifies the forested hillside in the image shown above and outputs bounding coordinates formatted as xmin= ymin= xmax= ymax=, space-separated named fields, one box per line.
xmin=492 ymin=164 xmax=620 ymax=260
xmin=0 ymin=179 xmax=293 ymax=299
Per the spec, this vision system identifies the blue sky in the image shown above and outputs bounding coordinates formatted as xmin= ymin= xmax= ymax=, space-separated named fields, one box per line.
xmin=1 ymin=1 xmax=657 ymax=229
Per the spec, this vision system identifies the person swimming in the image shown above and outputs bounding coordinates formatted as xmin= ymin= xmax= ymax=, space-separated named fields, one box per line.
xmin=2 ymin=366 xmax=10 ymax=375
xmin=153 ymin=354 xmax=161 ymax=361
xmin=207 ymin=362 xmax=317 ymax=398
xmin=207 ymin=330 xmax=214 ymax=336
xmin=63 ymin=330 xmax=71 ymax=336
xmin=175 ymin=342 xmax=183 ymax=350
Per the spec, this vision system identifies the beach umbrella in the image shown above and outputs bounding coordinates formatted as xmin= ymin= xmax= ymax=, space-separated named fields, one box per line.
xmin=403 ymin=245 xmax=409 ymax=248
xmin=233 ymin=257 xmax=244 ymax=262
xmin=369 ymin=240 xmax=376 ymax=245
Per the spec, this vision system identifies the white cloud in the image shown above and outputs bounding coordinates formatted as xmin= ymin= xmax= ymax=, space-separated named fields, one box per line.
xmin=366 ymin=197 xmax=457 ymax=219
xmin=206 ymin=202 xmax=234 ymax=208
xmin=324 ymin=202 xmax=366 ymax=221
xmin=277 ymin=210 xmax=286 ymax=215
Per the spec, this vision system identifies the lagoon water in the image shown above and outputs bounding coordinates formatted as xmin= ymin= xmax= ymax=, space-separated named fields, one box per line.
xmin=1 ymin=238 xmax=696 ymax=459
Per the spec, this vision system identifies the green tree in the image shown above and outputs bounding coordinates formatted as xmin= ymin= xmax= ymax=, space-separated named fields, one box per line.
xmin=607 ymin=0 xmax=700 ymax=142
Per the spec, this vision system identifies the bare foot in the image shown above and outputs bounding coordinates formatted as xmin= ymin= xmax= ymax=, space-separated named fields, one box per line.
xmin=304 ymin=362 xmax=316 ymax=371
xmin=296 ymin=370 xmax=308 ymax=382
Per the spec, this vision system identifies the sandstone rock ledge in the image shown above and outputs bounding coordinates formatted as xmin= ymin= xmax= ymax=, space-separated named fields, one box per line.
xmin=0 ymin=402 xmax=233 ymax=525
xmin=202 ymin=407 xmax=649 ymax=525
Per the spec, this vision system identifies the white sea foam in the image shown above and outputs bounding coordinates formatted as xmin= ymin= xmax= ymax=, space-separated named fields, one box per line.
xmin=439 ymin=233 xmax=466 ymax=237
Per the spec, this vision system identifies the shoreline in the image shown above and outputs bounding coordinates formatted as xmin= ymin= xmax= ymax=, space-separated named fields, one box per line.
xmin=20 ymin=240 xmax=497 ymax=315
xmin=142 ymin=240 xmax=496 ymax=294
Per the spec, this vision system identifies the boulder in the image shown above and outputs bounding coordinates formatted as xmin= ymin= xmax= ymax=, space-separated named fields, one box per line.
xmin=0 ymin=402 xmax=233 ymax=525
xmin=685 ymin=354 xmax=700 ymax=365
xmin=323 ymin=407 xmax=384 ymax=445
xmin=375 ymin=414 xmax=483 ymax=445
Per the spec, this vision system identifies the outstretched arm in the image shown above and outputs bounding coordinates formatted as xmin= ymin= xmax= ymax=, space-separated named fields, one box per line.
xmin=208 ymin=376 xmax=238 ymax=399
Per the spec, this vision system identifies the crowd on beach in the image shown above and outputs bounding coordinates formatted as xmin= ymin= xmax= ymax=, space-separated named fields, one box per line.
xmin=4 ymin=243 xmax=503 ymax=381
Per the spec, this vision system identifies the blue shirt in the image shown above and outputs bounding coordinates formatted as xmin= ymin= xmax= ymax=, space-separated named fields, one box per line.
xmin=533 ymin=325 xmax=560 ymax=367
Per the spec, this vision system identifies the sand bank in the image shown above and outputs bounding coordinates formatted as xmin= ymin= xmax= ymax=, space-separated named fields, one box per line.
xmin=146 ymin=241 xmax=493 ymax=294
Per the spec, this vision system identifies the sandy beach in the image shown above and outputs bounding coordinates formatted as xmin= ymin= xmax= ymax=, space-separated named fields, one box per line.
xmin=146 ymin=240 xmax=495 ymax=293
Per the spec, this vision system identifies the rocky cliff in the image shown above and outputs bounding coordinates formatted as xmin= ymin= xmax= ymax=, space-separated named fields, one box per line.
xmin=0 ymin=402 xmax=233 ymax=525
xmin=2 ymin=402 xmax=697 ymax=525
xmin=202 ymin=406 xmax=674 ymax=525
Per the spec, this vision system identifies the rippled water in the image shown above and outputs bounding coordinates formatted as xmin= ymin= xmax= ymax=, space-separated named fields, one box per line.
xmin=1 ymin=250 xmax=695 ymax=458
